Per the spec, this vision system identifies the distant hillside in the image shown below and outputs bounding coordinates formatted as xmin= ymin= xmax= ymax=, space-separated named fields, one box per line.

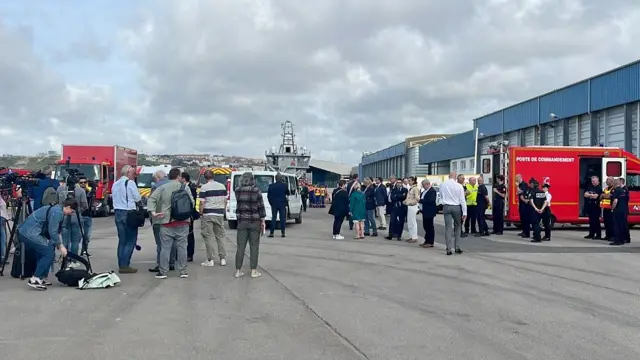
xmin=0 ymin=156 xmax=59 ymax=171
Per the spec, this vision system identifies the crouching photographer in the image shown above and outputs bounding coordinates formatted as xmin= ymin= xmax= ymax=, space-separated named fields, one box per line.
xmin=56 ymin=174 xmax=89 ymax=257
xmin=18 ymin=198 xmax=78 ymax=290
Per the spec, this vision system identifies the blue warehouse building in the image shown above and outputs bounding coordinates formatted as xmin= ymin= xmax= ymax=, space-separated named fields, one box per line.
xmin=414 ymin=59 xmax=640 ymax=176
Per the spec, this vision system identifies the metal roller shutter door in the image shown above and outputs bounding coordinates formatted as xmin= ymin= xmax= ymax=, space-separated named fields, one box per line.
xmin=568 ymin=118 xmax=578 ymax=145
xmin=545 ymin=125 xmax=555 ymax=145
xmin=524 ymin=127 xmax=535 ymax=146
xmin=633 ymin=102 xmax=639 ymax=156
xmin=554 ymin=120 xmax=564 ymax=145
xmin=605 ymin=106 xmax=625 ymax=148
xmin=579 ymin=115 xmax=590 ymax=146
xmin=480 ymin=138 xmax=491 ymax=154
xmin=597 ymin=111 xmax=605 ymax=145
xmin=507 ymin=130 xmax=519 ymax=146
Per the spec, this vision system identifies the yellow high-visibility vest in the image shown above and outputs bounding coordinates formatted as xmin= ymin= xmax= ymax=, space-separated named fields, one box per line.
xmin=465 ymin=184 xmax=478 ymax=206
xmin=601 ymin=187 xmax=612 ymax=209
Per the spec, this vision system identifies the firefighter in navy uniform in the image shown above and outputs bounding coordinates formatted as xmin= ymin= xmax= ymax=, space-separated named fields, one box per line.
xmin=491 ymin=175 xmax=506 ymax=235
xmin=600 ymin=177 xmax=615 ymax=241
xmin=529 ymin=179 xmax=548 ymax=243
xmin=516 ymin=174 xmax=531 ymax=238
xmin=583 ymin=176 xmax=602 ymax=240
xmin=609 ymin=177 xmax=630 ymax=246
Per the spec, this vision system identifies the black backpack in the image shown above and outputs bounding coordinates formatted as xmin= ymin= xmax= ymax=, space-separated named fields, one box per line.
xmin=170 ymin=184 xmax=193 ymax=221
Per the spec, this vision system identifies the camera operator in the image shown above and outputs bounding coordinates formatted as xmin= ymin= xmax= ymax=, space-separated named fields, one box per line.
xmin=56 ymin=179 xmax=88 ymax=255
xmin=78 ymin=177 xmax=93 ymax=246
xmin=19 ymin=198 xmax=77 ymax=290
xmin=29 ymin=166 xmax=59 ymax=211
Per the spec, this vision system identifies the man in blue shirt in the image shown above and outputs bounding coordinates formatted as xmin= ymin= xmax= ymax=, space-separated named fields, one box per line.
xmin=18 ymin=198 xmax=77 ymax=290
xmin=111 ymin=165 xmax=141 ymax=274
xmin=30 ymin=166 xmax=60 ymax=211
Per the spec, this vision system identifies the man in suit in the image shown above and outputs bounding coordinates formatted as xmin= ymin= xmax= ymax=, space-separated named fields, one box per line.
xmin=419 ymin=179 xmax=437 ymax=248
xmin=384 ymin=180 xmax=408 ymax=241
xmin=267 ymin=173 xmax=290 ymax=238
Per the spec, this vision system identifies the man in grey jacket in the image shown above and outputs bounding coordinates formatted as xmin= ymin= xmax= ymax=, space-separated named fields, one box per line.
xmin=57 ymin=182 xmax=88 ymax=255
xmin=148 ymin=170 xmax=176 ymax=273
xmin=147 ymin=168 xmax=194 ymax=279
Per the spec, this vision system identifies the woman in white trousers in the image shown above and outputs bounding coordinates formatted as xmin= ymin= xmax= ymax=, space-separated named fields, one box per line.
xmin=404 ymin=176 xmax=421 ymax=242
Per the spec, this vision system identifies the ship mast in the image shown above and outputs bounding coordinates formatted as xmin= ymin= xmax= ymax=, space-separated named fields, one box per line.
xmin=265 ymin=121 xmax=311 ymax=178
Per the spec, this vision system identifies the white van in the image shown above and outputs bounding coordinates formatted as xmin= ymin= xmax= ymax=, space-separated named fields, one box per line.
xmin=226 ymin=171 xmax=303 ymax=229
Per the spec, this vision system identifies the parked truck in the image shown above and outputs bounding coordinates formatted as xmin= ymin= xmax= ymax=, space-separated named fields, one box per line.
xmin=55 ymin=145 xmax=138 ymax=217
xmin=478 ymin=143 xmax=640 ymax=227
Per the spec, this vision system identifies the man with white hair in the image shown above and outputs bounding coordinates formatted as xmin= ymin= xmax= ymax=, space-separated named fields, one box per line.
xmin=148 ymin=169 xmax=176 ymax=273
xmin=111 ymin=165 xmax=142 ymax=273
xmin=438 ymin=171 xmax=467 ymax=255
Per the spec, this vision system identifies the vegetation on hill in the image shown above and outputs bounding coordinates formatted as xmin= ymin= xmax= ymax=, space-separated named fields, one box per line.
xmin=0 ymin=156 xmax=59 ymax=171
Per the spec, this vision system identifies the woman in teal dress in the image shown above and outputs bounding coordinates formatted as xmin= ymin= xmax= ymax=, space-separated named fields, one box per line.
xmin=349 ymin=187 xmax=366 ymax=239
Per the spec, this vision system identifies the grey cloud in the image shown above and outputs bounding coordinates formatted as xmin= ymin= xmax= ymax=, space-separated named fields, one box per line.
xmin=53 ymin=40 xmax=112 ymax=62
xmin=2 ymin=0 xmax=640 ymax=164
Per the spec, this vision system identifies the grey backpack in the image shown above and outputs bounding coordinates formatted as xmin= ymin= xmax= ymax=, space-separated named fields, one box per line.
xmin=41 ymin=186 xmax=59 ymax=206
xmin=170 ymin=184 xmax=193 ymax=221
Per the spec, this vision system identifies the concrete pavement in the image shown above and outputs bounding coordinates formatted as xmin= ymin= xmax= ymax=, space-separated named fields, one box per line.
xmin=0 ymin=210 xmax=639 ymax=359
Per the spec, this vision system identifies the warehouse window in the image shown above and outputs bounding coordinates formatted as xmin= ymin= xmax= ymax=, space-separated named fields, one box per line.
xmin=452 ymin=161 xmax=457 ymax=171
xmin=482 ymin=159 xmax=491 ymax=173
xmin=469 ymin=159 xmax=475 ymax=171
xmin=460 ymin=160 xmax=466 ymax=171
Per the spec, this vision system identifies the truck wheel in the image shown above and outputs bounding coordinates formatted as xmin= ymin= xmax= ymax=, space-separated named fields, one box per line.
xmin=295 ymin=211 xmax=302 ymax=224
xmin=228 ymin=220 xmax=238 ymax=230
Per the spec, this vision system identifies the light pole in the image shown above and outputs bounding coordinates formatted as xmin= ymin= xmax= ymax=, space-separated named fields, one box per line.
xmin=474 ymin=128 xmax=484 ymax=173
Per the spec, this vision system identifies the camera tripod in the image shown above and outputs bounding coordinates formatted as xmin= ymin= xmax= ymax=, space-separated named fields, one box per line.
xmin=0 ymin=195 xmax=33 ymax=278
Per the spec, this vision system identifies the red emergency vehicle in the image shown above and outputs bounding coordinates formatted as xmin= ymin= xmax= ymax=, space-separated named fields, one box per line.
xmin=55 ymin=145 xmax=138 ymax=216
xmin=479 ymin=144 xmax=640 ymax=227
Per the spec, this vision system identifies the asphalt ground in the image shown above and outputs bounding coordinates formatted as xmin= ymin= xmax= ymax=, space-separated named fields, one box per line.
xmin=0 ymin=210 xmax=639 ymax=360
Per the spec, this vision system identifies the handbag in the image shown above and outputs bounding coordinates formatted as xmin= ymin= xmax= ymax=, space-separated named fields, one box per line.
xmin=125 ymin=180 xmax=146 ymax=228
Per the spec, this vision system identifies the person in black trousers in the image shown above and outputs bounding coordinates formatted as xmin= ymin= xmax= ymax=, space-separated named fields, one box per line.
xmin=516 ymin=174 xmax=531 ymax=238
xmin=181 ymin=172 xmax=198 ymax=262
xmin=475 ymin=175 xmax=490 ymax=236
xmin=385 ymin=181 xmax=408 ymax=241
xmin=329 ymin=180 xmax=349 ymax=240
xmin=418 ymin=179 xmax=437 ymax=248
xmin=583 ymin=176 xmax=602 ymax=240
xmin=267 ymin=173 xmax=290 ymax=238
xmin=491 ymin=175 xmax=506 ymax=235
xmin=346 ymin=174 xmax=360 ymax=230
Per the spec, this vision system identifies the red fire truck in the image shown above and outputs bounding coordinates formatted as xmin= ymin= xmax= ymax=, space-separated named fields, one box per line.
xmin=479 ymin=144 xmax=640 ymax=227
xmin=55 ymin=145 xmax=138 ymax=216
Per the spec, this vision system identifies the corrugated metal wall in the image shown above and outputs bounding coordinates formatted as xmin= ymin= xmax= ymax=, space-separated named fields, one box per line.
xmin=597 ymin=111 xmax=605 ymax=144
xmin=545 ymin=125 xmax=555 ymax=145
xmin=633 ymin=102 xmax=639 ymax=154
xmin=568 ymin=118 xmax=578 ymax=145
xmin=539 ymin=81 xmax=589 ymax=122
xmin=476 ymin=112 xmax=502 ymax=137
xmin=579 ymin=114 xmax=590 ymax=145
xmin=419 ymin=130 xmax=474 ymax=164
xmin=406 ymin=146 xmax=419 ymax=176
xmin=606 ymin=105 xmax=626 ymax=148
xmin=590 ymin=62 xmax=640 ymax=111
xmin=524 ymin=127 xmax=535 ymax=145
xmin=507 ymin=130 xmax=519 ymax=145
xmin=504 ymin=99 xmax=539 ymax=132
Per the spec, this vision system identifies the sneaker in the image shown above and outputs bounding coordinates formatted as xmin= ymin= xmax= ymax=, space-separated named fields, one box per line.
xmin=180 ymin=273 xmax=188 ymax=278
xmin=42 ymin=278 xmax=53 ymax=286
xmin=119 ymin=267 xmax=138 ymax=274
xmin=220 ymin=258 xmax=227 ymax=266
xmin=155 ymin=273 xmax=168 ymax=279
xmin=27 ymin=278 xmax=47 ymax=290
xmin=149 ymin=266 xmax=159 ymax=272
xmin=251 ymin=270 xmax=262 ymax=278
xmin=201 ymin=260 xmax=214 ymax=267
xmin=335 ymin=234 xmax=344 ymax=240
xmin=234 ymin=270 xmax=244 ymax=278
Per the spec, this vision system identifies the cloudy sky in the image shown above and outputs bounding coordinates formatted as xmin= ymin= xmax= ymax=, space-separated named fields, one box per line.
xmin=0 ymin=0 xmax=638 ymax=164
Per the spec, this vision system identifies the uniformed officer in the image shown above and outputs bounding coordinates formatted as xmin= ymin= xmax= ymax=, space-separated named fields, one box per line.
xmin=609 ymin=177 xmax=629 ymax=246
xmin=516 ymin=174 xmax=531 ymax=238
xmin=583 ymin=176 xmax=602 ymax=240
xmin=462 ymin=177 xmax=478 ymax=237
xmin=529 ymin=179 xmax=548 ymax=243
xmin=600 ymin=177 xmax=615 ymax=240
xmin=491 ymin=175 xmax=506 ymax=235
xmin=541 ymin=184 xmax=552 ymax=241
xmin=319 ymin=186 xmax=326 ymax=208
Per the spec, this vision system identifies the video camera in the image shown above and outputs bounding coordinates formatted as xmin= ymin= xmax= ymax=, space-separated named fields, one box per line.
xmin=0 ymin=168 xmax=43 ymax=193
xmin=62 ymin=159 xmax=84 ymax=194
